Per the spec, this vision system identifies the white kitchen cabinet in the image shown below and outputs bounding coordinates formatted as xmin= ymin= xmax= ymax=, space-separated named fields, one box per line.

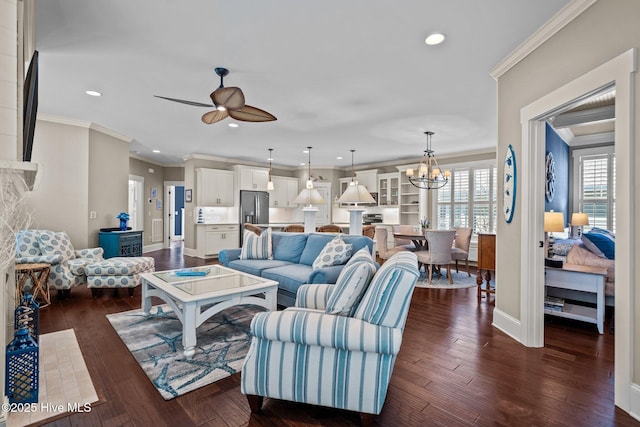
xmin=270 ymin=176 xmax=299 ymax=208
xmin=199 ymin=224 xmax=239 ymax=257
xmin=195 ymin=168 xmax=234 ymax=206
xmin=378 ymin=172 xmax=399 ymax=206
xmin=234 ymin=165 xmax=269 ymax=191
xmin=355 ymin=169 xmax=378 ymax=193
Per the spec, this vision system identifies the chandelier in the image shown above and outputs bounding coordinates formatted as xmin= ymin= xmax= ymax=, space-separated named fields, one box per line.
xmin=406 ymin=131 xmax=451 ymax=190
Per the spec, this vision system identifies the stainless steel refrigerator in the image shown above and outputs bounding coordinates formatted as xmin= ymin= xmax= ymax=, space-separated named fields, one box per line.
xmin=239 ymin=190 xmax=269 ymax=245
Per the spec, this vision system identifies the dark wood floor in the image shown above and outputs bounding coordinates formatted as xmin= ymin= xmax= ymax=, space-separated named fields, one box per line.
xmin=37 ymin=244 xmax=638 ymax=426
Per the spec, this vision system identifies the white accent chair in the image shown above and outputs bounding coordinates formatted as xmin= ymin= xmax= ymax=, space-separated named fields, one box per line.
xmin=415 ymin=230 xmax=456 ymax=284
xmin=391 ymin=225 xmax=416 ymax=250
xmin=451 ymin=227 xmax=473 ymax=276
xmin=375 ymin=227 xmax=409 ymax=263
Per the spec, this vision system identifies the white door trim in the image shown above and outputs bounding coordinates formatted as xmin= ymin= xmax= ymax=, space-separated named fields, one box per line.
xmin=519 ymin=48 xmax=636 ymax=413
xmin=164 ymin=180 xmax=184 ymax=248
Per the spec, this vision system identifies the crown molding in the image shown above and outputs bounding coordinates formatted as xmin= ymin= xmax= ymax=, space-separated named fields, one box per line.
xmin=490 ymin=0 xmax=598 ymax=80
xmin=37 ymin=113 xmax=133 ymax=142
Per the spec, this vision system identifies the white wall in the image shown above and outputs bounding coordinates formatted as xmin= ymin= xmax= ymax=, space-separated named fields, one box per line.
xmin=495 ymin=0 xmax=639 ymax=415
xmin=26 ymin=119 xmax=130 ymax=248
xmin=28 ymin=120 xmax=90 ymax=246
xmin=0 ymin=0 xmax=18 ymax=161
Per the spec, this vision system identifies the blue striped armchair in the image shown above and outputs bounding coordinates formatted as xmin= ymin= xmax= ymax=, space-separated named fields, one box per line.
xmin=241 ymin=251 xmax=419 ymax=422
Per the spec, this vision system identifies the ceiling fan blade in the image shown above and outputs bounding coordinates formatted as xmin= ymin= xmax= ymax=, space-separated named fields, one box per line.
xmin=228 ymin=105 xmax=277 ymax=122
xmin=211 ymin=87 xmax=245 ymax=110
xmin=201 ymin=109 xmax=229 ymax=124
xmin=154 ymin=95 xmax=214 ymax=108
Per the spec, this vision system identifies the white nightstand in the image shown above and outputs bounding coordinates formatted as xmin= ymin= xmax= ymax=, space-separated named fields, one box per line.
xmin=544 ymin=263 xmax=607 ymax=334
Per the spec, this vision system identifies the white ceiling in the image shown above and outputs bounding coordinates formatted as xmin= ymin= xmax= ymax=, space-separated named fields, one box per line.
xmin=34 ymin=0 xmax=571 ymax=169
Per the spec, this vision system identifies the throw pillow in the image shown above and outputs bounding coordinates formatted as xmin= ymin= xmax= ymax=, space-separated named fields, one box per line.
xmin=325 ymin=261 xmax=376 ymax=316
xmin=312 ymin=235 xmax=353 ymax=270
xmin=37 ymin=231 xmax=75 ymax=260
xmin=581 ymin=231 xmax=615 ymax=260
xmin=240 ymin=227 xmax=273 ymax=260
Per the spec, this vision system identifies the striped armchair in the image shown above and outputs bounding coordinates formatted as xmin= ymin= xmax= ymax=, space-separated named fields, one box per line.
xmin=241 ymin=251 xmax=419 ymax=422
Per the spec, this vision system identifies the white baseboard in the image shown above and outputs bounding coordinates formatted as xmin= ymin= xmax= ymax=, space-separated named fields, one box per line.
xmin=492 ymin=307 xmax=522 ymax=344
xmin=143 ymin=243 xmax=163 ymax=253
xmin=183 ymin=247 xmax=198 ymax=258
xmin=628 ymin=383 xmax=640 ymax=422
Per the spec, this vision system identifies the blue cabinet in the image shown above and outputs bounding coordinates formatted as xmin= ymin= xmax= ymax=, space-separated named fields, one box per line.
xmin=99 ymin=230 xmax=143 ymax=258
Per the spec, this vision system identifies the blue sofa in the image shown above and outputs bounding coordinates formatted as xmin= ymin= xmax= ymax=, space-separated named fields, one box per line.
xmin=218 ymin=232 xmax=374 ymax=307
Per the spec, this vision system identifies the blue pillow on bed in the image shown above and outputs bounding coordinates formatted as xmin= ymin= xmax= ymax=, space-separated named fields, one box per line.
xmin=582 ymin=230 xmax=615 ymax=260
xmin=551 ymin=238 xmax=576 ymax=257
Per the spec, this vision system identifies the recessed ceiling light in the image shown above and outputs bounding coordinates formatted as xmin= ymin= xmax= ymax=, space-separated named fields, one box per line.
xmin=152 ymin=150 xmax=160 ymax=153
xmin=300 ymin=162 xmax=306 ymax=166
xmin=303 ymin=150 xmax=309 ymax=154
xmin=228 ymin=123 xmax=239 ymax=128
xmin=85 ymin=90 xmax=102 ymax=97
xmin=337 ymin=156 xmax=343 ymax=160
xmin=425 ymin=33 xmax=445 ymax=45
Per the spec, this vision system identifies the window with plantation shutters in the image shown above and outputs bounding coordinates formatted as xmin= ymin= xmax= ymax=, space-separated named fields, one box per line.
xmin=435 ymin=164 xmax=497 ymax=234
xmin=573 ymin=146 xmax=615 ymax=233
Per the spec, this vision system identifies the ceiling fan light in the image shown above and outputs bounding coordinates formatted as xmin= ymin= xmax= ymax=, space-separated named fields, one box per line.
xmin=425 ymin=33 xmax=445 ymax=45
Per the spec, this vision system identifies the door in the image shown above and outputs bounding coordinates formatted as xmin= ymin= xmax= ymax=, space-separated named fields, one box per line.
xmin=174 ymin=186 xmax=184 ymax=237
xmin=128 ymin=175 xmax=144 ymax=231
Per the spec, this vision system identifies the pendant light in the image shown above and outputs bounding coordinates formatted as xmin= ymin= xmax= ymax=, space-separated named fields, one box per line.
xmin=406 ymin=131 xmax=451 ymax=190
xmin=267 ymin=148 xmax=274 ymax=191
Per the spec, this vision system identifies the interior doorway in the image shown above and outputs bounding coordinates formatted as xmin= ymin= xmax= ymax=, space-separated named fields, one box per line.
xmin=164 ymin=181 xmax=185 ymax=247
xmin=128 ymin=175 xmax=144 ymax=231
xmin=519 ymin=49 xmax=634 ymax=410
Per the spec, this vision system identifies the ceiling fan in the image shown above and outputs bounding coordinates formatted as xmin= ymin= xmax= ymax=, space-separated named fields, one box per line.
xmin=154 ymin=67 xmax=277 ymax=124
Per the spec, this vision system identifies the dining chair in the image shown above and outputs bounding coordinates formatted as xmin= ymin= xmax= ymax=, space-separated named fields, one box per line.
xmin=391 ymin=225 xmax=417 ymax=250
xmin=316 ymin=224 xmax=343 ymax=233
xmin=282 ymin=224 xmax=305 ymax=232
xmin=362 ymin=224 xmax=376 ymax=239
xmin=415 ymin=230 xmax=456 ymax=284
xmin=375 ymin=227 xmax=409 ymax=263
xmin=451 ymin=227 xmax=473 ymax=276
xmin=244 ymin=223 xmax=262 ymax=236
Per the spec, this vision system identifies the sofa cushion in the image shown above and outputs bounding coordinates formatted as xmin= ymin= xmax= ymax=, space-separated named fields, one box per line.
xmin=271 ymin=232 xmax=308 ymax=263
xmin=86 ymin=256 xmax=155 ymax=276
xmin=240 ymin=227 xmax=272 ymax=260
xmin=299 ymin=233 xmax=372 ymax=266
xmin=228 ymin=259 xmax=293 ymax=277
xmin=261 ymin=264 xmax=314 ymax=295
xmin=325 ymin=261 xmax=376 ymax=316
xmin=312 ymin=236 xmax=353 ymax=270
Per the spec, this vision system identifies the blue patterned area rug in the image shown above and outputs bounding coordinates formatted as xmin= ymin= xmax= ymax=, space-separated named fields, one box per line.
xmin=415 ymin=270 xmax=482 ymax=289
xmin=106 ymin=304 xmax=264 ymax=400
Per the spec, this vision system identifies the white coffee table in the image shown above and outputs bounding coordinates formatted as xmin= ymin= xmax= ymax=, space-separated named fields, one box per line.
xmin=141 ymin=265 xmax=278 ymax=358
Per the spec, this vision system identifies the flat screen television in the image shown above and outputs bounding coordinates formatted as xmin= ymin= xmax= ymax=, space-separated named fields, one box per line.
xmin=23 ymin=50 xmax=38 ymax=162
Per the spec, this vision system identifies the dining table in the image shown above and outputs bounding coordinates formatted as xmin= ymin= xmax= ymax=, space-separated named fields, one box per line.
xmin=392 ymin=230 xmax=428 ymax=251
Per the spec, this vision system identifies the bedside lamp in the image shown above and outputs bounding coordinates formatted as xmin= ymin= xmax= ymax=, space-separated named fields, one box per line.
xmin=544 ymin=211 xmax=565 ymax=258
xmin=570 ymin=212 xmax=589 ymax=238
